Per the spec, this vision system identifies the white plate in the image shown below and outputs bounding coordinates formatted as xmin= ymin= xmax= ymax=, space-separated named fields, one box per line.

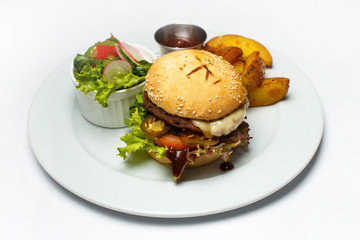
xmin=28 ymin=31 xmax=323 ymax=218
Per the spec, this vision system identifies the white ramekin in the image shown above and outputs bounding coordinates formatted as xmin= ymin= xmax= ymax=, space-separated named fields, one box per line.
xmin=71 ymin=43 xmax=156 ymax=128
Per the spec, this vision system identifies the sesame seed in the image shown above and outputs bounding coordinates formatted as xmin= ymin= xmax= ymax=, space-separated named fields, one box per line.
xmin=192 ymin=111 xmax=196 ymax=114
xmin=209 ymin=98 xmax=212 ymax=101
xmin=218 ymin=110 xmax=222 ymax=113
xmin=208 ymin=109 xmax=211 ymax=113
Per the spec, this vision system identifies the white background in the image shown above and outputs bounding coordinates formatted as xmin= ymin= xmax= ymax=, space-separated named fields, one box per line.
xmin=2 ymin=0 xmax=360 ymax=239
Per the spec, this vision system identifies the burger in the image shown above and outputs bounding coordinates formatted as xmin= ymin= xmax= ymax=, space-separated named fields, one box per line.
xmin=118 ymin=49 xmax=250 ymax=181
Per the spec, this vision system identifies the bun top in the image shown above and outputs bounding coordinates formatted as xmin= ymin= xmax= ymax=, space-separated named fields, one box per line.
xmin=145 ymin=49 xmax=247 ymax=121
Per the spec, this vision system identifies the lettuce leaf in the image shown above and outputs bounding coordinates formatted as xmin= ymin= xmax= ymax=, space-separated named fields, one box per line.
xmin=74 ymin=64 xmax=145 ymax=107
xmin=187 ymin=122 xmax=251 ymax=162
xmin=73 ymin=54 xmax=101 ymax=73
xmin=131 ymin=60 xmax=153 ymax=76
xmin=117 ymin=92 xmax=168 ymax=159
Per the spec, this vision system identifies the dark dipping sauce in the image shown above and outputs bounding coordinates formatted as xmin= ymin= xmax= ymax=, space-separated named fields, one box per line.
xmin=166 ymin=148 xmax=188 ymax=178
xmin=161 ymin=37 xmax=199 ymax=48
xmin=220 ymin=162 xmax=234 ymax=171
xmin=167 ymin=148 xmax=236 ymax=178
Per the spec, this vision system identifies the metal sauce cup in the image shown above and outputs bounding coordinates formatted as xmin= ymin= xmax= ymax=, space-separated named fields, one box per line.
xmin=155 ymin=24 xmax=207 ymax=56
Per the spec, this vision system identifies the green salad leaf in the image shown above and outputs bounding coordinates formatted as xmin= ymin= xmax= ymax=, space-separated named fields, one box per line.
xmin=74 ymin=64 xmax=103 ymax=94
xmin=117 ymin=92 xmax=168 ymax=159
xmin=131 ymin=60 xmax=153 ymax=76
xmin=73 ymin=54 xmax=101 ymax=73
xmin=74 ymin=63 xmax=146 ymax=107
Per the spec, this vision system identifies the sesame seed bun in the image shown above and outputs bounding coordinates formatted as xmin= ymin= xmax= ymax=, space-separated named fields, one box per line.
xmin=145 ymin=49 xmax=247 ymax=121
xmin=146 ymin=150 xmax=221 ymax=168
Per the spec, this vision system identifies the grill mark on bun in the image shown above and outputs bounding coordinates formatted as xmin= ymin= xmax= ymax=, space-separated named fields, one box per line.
xmin=186 ymin=66 xmax=202 ymax=76
xmin=186 ymin=64 xmax=213 ymax=81
xmin=203 ymin=65 xmax=213 ymax=80
xmin=213 ymin=79 xmax=221 ymax=85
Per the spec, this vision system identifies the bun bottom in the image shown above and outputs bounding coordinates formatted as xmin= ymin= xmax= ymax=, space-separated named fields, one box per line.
xmin=146 ymin=150 xmax=220 ymax=168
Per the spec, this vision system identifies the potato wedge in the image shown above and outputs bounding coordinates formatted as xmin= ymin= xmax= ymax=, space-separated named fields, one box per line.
xmin=232 ymin=59 xmax=246 ymax=75
xmin=248 ymin=78 xmax=290 ymax=107
xmin=240 ymin=51 xmax=266 ymax=91
xmin=214 ymin=47 xmax=243 ymax=65
xmin=204 ymin=34 xmax=273 ymax=67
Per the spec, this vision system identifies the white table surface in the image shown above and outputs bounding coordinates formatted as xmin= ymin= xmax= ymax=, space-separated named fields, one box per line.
xmin=2 ymin=0 xmax=360 ymax=239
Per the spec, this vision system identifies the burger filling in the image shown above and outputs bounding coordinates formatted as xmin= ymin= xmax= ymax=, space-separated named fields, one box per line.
xmin=118 ymin=92 xmax=251 ymax=181
xmin=143 ymin=91 xmax=202 ymax=133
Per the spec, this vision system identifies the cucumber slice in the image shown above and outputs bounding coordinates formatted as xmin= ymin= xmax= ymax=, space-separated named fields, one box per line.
xmin=103 ymin=60 xmax=132 ymax=81
xmin=119 ymin=42 xmax=144 ymax=61
xmin=115 ymin=43 xmax=140 ymax=68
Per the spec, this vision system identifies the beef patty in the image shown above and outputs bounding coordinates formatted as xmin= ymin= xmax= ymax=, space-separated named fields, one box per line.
xmin=143 ymin=91 xmax=202 ymax=133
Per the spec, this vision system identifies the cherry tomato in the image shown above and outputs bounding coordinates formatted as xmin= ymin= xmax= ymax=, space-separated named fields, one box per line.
xmin=93 ymin=44 xmax=118 ymax=60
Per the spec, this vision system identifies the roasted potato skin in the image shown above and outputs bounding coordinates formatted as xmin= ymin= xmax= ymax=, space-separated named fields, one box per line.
xmin=232 ymin=60 xmax=246 ymax=75
xmin=240 ymin=51 xmax=266 ymax=91
xmin=214 ymin=47 xmax=243 ymax=65
xmin=248 ymin=78 xmax=290 ymax=107
xmin=204 ymin=34 xmax=273 ymax=67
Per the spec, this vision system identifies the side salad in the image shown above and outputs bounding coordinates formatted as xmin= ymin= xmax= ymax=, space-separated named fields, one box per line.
xmin=73 ymin=34 xmax=153 ymax=107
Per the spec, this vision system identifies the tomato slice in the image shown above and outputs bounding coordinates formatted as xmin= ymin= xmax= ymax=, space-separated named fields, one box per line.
xmin=93 ymin=44 xmax=118 ymax=60
xmin=153 ymin=134 xmax=197 ymax=151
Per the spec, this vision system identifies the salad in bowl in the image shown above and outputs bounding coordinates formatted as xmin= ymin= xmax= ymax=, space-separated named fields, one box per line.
xmin=71 ymin=34 xmax=156 ymax=128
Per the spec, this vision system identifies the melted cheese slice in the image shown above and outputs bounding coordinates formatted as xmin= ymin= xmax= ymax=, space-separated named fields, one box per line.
xmin=191 ymin=99 xmax=249 ymax=138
